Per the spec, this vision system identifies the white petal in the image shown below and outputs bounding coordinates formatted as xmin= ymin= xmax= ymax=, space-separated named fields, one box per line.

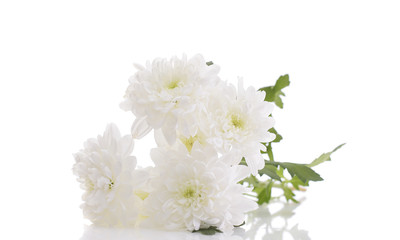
xmin=161 ymin=117 xmax=177 ymax=145
xmin=131 ymin=116 xmax=153 ymax=139
xmin=233 ymin=165 xmax=252 ymax=182
xmin=131 ymin=169 xmax=149 ymax=187
xmin=133 ymin=63 xmax=145 ymax=71
xmin=119 ymin=135 xmax=134 ymax=157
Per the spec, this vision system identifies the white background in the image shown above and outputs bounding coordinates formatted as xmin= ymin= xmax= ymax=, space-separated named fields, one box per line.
xmin=1 ymin=0 xmax=399 ymax=239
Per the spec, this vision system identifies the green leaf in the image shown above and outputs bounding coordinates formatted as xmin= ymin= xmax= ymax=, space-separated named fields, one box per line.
xmin=277 ymin=166 xmax=285 ymax=178
xmin=192 ymin=226 xmax=222 ymax=235
xmin=275 ymin=74 xmax=290 ymax=90
xmin=265 ymin=181 xmax=273 ymax=203
xmin=259 ymin=165 xmax=281 ymax=181
xmin=307 ymin=143 xmax=346 ymax=168
xmin=206 ymin=61 xmax=214 ymax=66
xmin=241 ymin=175 xmax=258 ymax=186
xmin=284 ymin=163 xmax=323 ymax=183
xmin=266 ymin=162 xmax=323 ymax=183
xmin=254 ymin=185 xmax=265 ymax=195
xmin=269 ymin=127 xmax=283 ymax=143
xmin=257 ymin=181 xmax=274 ymax=204
xmin=290 ymin=175 xmax=308 ymax=190
xmin=259 ymin=74 xmax=290 ymax=108
xmin=283 ymin=186 xmax=298 ymax=203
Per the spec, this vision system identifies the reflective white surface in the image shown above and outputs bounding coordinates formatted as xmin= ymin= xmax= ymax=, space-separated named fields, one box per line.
xmin=80 ymin=200 xmax=309 ymax=240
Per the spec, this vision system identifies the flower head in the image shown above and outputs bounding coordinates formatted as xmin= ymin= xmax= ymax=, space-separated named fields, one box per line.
xmin=144 ymin=143 xmax=257 ymax=233
xmin=73 ymin=124 xmax=148 ymax=226
xmin=120 ymin=54 xmax=220 ymax=144
xmin=202 ymin=79 xmax=275 ymax=174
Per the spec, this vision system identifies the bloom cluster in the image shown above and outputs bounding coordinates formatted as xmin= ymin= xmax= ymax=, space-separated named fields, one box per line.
xmin=73 ymin=54 xmax=276 ymax=233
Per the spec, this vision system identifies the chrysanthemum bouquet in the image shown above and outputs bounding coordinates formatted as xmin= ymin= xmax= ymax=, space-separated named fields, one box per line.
xmin=73 ymin=54 xmax=343 ymax=235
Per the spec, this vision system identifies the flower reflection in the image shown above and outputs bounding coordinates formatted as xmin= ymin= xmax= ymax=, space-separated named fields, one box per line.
xmin=80 ymin=227 xmax=243 ymax=240
xmin=81 ymin=199 xmax=310 ymax=240
xmin=240 ymin=199 xmax=311 ymax=240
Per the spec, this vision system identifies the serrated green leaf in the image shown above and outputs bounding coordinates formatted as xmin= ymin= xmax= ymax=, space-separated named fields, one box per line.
xmin=268 ymin=128 xmax=282 ymax=143
xmin=259 ymin=74 xmax=290 ymax=108
xmin=206 ymin=61 xmax=214 ymax=66
xmin=266 ymin=162 xmax=323 ymax=183
xmin=240 ymin=175 xmax=258 ymax=186
xmin=260 ymin=86 xmax=274 ymax=102
xmin=274 ymin=96 xmax=284 ymax=109
xmin=307 ymin=143 xmax=345 ymax=168
xmin=192 ymin=226 xmax=222 ymax=235
xmin=259 ymin=165 xmax=281 ymax=181
xmin=275 ymin=74 xmax=290 ymax=91
xmin=283 ymin=186 xmax=298 ymax=203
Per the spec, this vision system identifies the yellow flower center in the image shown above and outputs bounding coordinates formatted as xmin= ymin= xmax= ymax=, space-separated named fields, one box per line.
xmin=183 ymin=187 xmax=196 ymax=199
xmin=108 ymin=180 xmax=115 ymax=190
xmin=167 ymin=78 xmax=181 ymax=89
xmin=231 ymin=113 xmax=245 ymax=129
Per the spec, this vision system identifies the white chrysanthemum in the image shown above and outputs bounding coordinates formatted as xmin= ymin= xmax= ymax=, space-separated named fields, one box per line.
xmin=143 ymin=143 xmax=258 ymax=233
xmin=120 ymin=54 xmax=220 ymax=144
xmin=202 ymin=79 xmax=275 ymax=175
xmin=73 ymin=123 xmax=149 ymax=227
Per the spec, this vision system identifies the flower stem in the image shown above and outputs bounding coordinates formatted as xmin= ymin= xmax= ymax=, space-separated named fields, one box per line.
xmin=266 ymin=143 xmax=274 ymax=162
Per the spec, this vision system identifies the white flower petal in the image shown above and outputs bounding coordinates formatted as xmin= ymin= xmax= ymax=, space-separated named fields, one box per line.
xmin=131 ymin=116 xmax=153 ymax=139
xmin=161 ymin=116 xmax=177 ymax=145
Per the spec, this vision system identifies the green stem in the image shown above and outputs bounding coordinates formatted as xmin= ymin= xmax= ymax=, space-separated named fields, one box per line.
xmin=267 ymin=143 xmax=274 ymax=162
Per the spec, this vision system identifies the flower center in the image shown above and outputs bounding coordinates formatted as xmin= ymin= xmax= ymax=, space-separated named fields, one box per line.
xmin=167 ymin=77 xmax=182 ymax=89
xmin=183 ymin=187 xmax=196 ymax=199
xmin=108 ymin=179 xmax=115 ymax=190
xmin=231 ymin=113 xmax=245 ymax=129
xmin=178 ymin=180 xmax=205 ymax=207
